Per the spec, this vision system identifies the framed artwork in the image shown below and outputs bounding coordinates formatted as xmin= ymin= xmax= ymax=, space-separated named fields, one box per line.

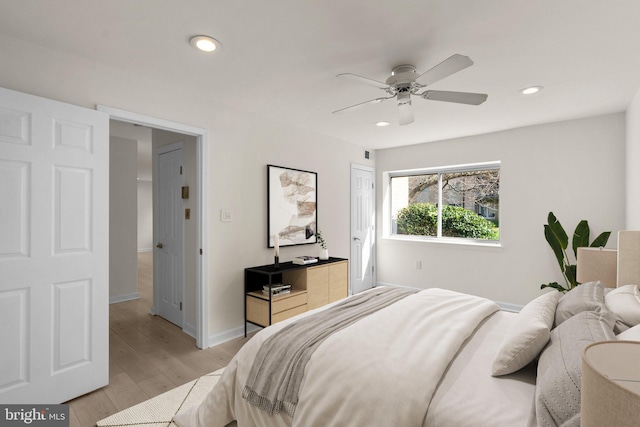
xmin=267 ymin=164 xmax=317 ymax=248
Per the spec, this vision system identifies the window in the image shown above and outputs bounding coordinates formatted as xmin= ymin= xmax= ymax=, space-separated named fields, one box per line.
xmin=388 ymin=162 xmax=500 ymax=243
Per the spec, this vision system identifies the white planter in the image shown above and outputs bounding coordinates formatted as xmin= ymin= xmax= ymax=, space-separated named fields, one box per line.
xmin=319 ymin=248 xmax=329 ymax=260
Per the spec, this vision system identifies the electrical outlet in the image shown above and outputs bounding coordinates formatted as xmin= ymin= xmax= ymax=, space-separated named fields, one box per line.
xmin=415 ymin=261 xmax=422 ymax=270
xmin=220 ymin=209 xmax=232 ymax=222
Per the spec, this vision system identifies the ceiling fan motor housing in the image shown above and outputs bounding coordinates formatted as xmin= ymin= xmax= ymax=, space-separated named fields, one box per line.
xmin=386 ymin=65 xmax=424 ymax=95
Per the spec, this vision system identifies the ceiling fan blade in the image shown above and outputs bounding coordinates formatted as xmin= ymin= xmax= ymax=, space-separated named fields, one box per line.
xmin=416 ymin=54 xmax=474 ymax=86
xmin=332 ymin=96 xmax=392 ymax=114
xmin=397 ymin=93 xmax=414 ymax=125
xmin=336 ymin=73 xmax=390 ymax=90
xmin=421 ymin=90 xmax=488 ymax=105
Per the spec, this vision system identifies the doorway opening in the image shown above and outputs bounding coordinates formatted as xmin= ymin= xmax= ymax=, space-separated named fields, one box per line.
xmin=100 ymin=105 xmax=209 ymax=349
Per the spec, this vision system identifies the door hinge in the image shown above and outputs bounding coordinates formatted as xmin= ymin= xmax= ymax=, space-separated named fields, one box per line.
xmin=372 ymin=182 xmax=374 ymax=189
xmin=180 ymin=166 xmax=183 ymax=175
xmin=199 ymin=248 xmax=203 ymax=255
xmin=180 ymin=302 xmax=183 ymax=311
xmin=372 ymin=265 xmax=375 ymax=273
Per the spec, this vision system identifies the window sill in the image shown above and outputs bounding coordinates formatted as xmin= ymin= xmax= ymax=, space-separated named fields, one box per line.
xmin=383 ymin=234 xmax=502 ymax=249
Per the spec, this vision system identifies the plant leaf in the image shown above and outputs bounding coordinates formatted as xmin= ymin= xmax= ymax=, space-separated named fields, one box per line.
xmin=547 ymin=212 xmax=568 ymax=250
xmin=540 ymin=282 xmax=567 ymax=293
xmin=572 ymin=220 xmax=589 ymax=258
xmin=544 ymin=224 xmax=566 ymax=272
xmin=565 ymin=264 xmax=578 ymax=287
xmin=590 ymin=231 xmax=611 ymax=248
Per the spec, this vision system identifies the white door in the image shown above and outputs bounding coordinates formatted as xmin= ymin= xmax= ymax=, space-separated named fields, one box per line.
xmin=351 ymin=164 xmax=375 ymax=294
xmin=0 ymin=87 xmax=109 ymax=403
xmin=155 ymin=143 xmax=184 ymax=327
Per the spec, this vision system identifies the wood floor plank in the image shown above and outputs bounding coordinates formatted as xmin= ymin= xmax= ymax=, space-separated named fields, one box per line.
xmin=137 ymin=373 xmax=180 ymax=399
xmin=145 ymin=348 xmax=202 ymax=387
xmin=68 ymin=407 xmax=81 ymax=427
xmin=103 ymin=372 xmax=150 ymax=411
xmin=109 ymin=333 xmax=164 ymax=383
xmin=69 ymin=389 xmax=119 ymax=427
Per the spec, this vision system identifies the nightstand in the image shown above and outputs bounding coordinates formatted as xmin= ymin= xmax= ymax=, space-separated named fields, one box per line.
xmin=581 ymin=340 xmax=640 ymax=427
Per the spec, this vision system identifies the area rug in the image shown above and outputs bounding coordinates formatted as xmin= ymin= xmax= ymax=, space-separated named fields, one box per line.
xmin=96 ymin=367 xmax=225 ymax=427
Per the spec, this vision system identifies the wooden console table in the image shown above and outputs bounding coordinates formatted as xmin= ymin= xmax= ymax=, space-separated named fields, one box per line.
xmin=244 ymin=257 xmax=348 ymax=336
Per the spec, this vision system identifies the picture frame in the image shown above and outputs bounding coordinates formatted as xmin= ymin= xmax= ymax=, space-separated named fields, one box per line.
xmin=267 ymin=164 xmax=317 ymax=248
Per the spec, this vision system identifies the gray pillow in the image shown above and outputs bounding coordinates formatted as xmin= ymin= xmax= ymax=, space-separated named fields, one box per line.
xmin=554 ymin=281 xmax=611 ymax=327
xmin=535 ymin=311 xmax=615 ymax=427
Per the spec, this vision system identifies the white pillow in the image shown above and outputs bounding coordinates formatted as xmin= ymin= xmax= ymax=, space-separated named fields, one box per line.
xmin=617 ymin=324 xmax=640 ymax=341
xmin=491 ymin=291 xmax=562 ymax=376
xmin=605 ymin=284 xmax=640 ymax=333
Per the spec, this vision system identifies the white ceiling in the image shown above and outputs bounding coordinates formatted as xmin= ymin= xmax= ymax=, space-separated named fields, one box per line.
xmin=2 ymin=1 xmax=640 ymax=150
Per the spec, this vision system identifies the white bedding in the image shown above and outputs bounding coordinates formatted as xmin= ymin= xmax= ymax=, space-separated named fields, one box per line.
xmin=427 ymin=310 xmax=537 ymax=426
xmin=174 ymin=288 xmax=519 ymax=427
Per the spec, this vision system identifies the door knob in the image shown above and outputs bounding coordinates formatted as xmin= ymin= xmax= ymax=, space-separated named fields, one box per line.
xmin=156 ymin=242 xmax=163 ymax=248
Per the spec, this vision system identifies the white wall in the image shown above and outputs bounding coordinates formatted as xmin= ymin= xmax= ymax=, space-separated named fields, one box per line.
xmin=0 ymin=34 xmax=373 ymax=341
xmin=108 ymin=122 xmax=153 ymax=303
xmin=375 ymin=114 xmax=626 ymax=305
xmin=207 ymin=111 xmax=372 ymax=340
xmin=627 ymin=88 xmax=640 ymax=229
xmin=109 ymin=136 xmax=139 ymax=302
xmin=137 ymin=180 xmax=153 ymax=251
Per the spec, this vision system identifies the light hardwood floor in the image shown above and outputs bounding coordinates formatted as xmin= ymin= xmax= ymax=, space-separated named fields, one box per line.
xmin=67 ymin=252 xmax=253 ymax=426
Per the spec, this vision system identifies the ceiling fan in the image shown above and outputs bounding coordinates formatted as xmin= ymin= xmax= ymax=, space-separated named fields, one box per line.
xmin=333 ymin=54 xmax=488 ymax=126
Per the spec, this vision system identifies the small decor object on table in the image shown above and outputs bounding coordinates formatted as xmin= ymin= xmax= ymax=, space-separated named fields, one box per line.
xmin=316 ymin=230 xmax=328 ymax=260
xmin=274 ymin=233 xmax=280 ymax=269
xmin=262 ymin=284 xmax=291 ymax=296
xmin=292 ymin=256 xmax=318 ymax=265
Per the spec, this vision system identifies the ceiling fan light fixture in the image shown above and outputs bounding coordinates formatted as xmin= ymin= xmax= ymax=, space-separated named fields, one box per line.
xmin=190 ymin=35 xmax=221 ymax=52
xmin=521 ymin=86 xmax=543 ymax=95
xmin=375 ymin=121 xmax=390 ymax=127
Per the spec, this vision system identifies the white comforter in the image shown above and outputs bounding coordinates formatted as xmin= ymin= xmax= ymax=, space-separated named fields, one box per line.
xmin=174 ymin=288 xmax=499 ymax=427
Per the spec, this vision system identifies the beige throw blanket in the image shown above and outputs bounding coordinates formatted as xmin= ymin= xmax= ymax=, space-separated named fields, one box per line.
xmin=242 ymin=287 xmax=417 ymax=416
xmin=173 ymin=288 xmax=499 ymax=427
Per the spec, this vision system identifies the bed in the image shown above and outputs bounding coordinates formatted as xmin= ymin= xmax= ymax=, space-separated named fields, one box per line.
xmin=173 ymin=279 xmax=639 ymax=427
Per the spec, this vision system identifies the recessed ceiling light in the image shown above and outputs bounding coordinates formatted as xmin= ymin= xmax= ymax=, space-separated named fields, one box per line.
xmin=190 ymin=35 xmax=221 ymax=53
xmin=376 ymin=121 xmax=391 ymax=127
xmin=521 ymin=86 xmax=543 ymax=95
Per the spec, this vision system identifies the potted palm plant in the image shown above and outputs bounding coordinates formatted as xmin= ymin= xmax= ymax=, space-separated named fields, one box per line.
xmin=541 ymin=211 xmax=611 ymax=292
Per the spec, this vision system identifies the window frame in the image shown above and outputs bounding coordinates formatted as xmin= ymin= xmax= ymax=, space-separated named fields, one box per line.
xmin=384 ymin=161 xmax=501 ymax=247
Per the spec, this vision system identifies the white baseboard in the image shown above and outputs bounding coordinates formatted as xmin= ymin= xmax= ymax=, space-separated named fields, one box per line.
xmin=137 ymin=248 xmax=153 ymax=253
xmin=375 ymin=281 xmax=419 ymax=290
xmin=206 ymin=324 xmax=261 ymax=348
xmin=109 ymin=292 xmax=140 ymax=304
xmin=182 ymin=322 xmax=196 ymax=339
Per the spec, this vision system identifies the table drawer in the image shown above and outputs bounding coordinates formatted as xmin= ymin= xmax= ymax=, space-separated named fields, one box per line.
xmin=273 ymin=304 xmax=308 ymax=323
xmin=272 ymin=292 xmax=307 ymax=314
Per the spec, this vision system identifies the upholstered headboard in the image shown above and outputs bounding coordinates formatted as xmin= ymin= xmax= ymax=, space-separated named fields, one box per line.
xmin=577 ymin=231 xmax=640 ymax=288
xmin=617 ymin=231 xmax=640 ymax=287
